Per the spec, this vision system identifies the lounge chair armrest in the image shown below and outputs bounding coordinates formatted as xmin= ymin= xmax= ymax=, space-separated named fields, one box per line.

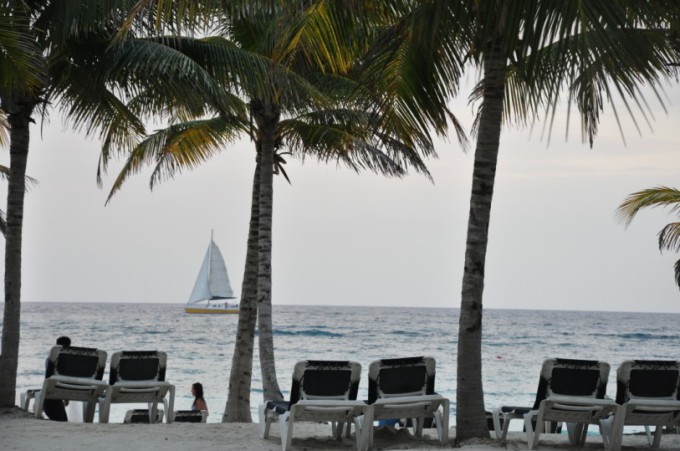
xmin=47 ymin=376 xmax=108 ymax=387
xmin=296 ymin=400 xmax=367 ymax=408
xmin=545 ymin=395 xmax=616 ymax=407
xmin=110 ymin=381 xmax=173 ymax=389
xmin=373 ymin=394 xmax=446 ymax=405
xmin=624 ymin=398 xmax=680 ymax=409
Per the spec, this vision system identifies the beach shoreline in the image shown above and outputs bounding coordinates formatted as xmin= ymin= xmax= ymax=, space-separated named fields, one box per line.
xmin=3 ymin=407 xmax=679 ymax=450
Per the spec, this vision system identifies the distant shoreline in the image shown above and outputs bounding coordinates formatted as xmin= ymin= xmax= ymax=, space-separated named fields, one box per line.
xmin=9 ymin=301 xmax=680 ymax=315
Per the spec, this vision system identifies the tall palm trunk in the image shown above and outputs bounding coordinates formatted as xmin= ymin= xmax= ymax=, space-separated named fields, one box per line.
xmin=223 ymin=159 xmax=261 ymax=422
xmin=456 ymin=43 xmax=506 ymax=441
xmin=253 ymin=101 xmax=283 ymax=402
xmin=0 ymin=97 xmax=35 ymax=407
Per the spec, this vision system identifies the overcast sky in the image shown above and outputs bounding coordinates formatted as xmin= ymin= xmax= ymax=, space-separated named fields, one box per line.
xmin=2 ymin=77 xmax=680 ymax=313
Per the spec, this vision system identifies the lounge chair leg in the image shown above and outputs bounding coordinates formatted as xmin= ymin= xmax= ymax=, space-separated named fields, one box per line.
xmin=491 ymin=408 xmax=502 ymax=440
xmin=166 ymin=385 xmax=175 ymax=423
xmin=414 ymin=417 xmax=424 ymax=437
xmin=258 ymin=404 xmax=271 ymax=439
xmin=607 ymin=405 xmax=626 ymax=451
xmin=99 ymin=392 xmax=112 ymax=424
xmin=579 ymin=423 xmax=589 ymax=446
xmin=359 ymin=408 xmax=374 ymax=451
xmin=598 ymin=420 xmax=610 ymax=450
xmin=525 ymin=410 xmax=544 ymax=450
xmin=278 ymin=411 xmax=294 ymax=451
xmin=652 ymin=426 xmax=663 ymax=448
xmin=353 ymin=417 xmax=363 ymax=451
xmin=33 ymin=390 xmax=45 ymax=420
xmin=331 ymin=421 xmax=344 ymax=440
xmin=436 ymin=399 xmax=449 ymax=444
xmin=84 ymin=398 xmax=97 ymax=423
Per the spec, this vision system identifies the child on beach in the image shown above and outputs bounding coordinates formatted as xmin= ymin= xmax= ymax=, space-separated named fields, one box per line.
xmin=191 ymin=382 xmax=208 ymax=414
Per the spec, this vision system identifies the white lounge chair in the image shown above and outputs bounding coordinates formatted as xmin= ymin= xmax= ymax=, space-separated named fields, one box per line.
xmin=517 ymin=358 xmax=616 ymax=450
xmin=98 ymin=350 xmax=175 ymax=423
xmin=172 ymin=409 xmax=209 ymax=423
xmin=258 ymin=360 xmax=369 ymax=451
xmin=364 ymin=356 xmax=449 ymax=448
xmin=600 ymin=360 xmax=680 ymax=451
xmin=31 ymin=345 xmax=108 ymax=422
xmin=123 ymin=408 xmax=165 ymax=423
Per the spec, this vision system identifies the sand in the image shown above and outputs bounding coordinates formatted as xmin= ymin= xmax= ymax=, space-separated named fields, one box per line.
xmin=1 ymin=407 xmax=678 ymax=450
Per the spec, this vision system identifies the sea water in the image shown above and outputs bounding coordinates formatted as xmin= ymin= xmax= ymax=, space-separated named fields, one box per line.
xmin=8 ymin=303 xmax=680 ymax=426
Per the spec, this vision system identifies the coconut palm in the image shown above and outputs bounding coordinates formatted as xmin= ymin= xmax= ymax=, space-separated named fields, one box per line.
xmin=0 ymin=0 xmax=236 ymax=407
xmin=100 ymin=3 xmax=453 ymax=421
xmin=364 ymin=0 xmax=680 ymax=439
xmin=0 ymin=1 xmax=49 ymax=407
xmin=618 ymin=186 xmax=680 ymax=287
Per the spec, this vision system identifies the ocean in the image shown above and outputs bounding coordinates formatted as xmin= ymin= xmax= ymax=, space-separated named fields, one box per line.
xmin=9 ymin=302 xmax=680 ymax=426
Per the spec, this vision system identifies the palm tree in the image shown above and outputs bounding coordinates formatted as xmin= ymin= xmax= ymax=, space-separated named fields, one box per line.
xmin=0 ymin=1 xmax=48 ymax=406
xmin=101 ymin=3 xmax=450 ymax=421
xmin=0 ymin=0 xmax=233 ymax=407
xmin=364 ymin=0 xmax=680 ymax=440
xmin=618 ymin=186 xmax=680 ymax=287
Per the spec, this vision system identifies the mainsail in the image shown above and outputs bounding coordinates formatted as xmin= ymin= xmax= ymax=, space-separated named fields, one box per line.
xmin=187 ymin=233 xmax=235 ymax=305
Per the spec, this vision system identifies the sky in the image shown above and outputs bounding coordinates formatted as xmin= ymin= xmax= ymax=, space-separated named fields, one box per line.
xmin=1 ymin=77 xmax=680 ymax=313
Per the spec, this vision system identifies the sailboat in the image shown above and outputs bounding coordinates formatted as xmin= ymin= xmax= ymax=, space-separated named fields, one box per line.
xmin=184 ymin=231 xmax=239 ymax=314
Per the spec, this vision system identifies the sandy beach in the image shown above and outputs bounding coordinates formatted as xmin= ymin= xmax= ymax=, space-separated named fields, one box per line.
xmin=2 ymin=407 xmax=679 ymax=451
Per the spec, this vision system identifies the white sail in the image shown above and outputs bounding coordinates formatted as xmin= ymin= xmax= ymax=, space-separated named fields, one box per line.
xmin=187 ymin=235 xmax=235 ymax=305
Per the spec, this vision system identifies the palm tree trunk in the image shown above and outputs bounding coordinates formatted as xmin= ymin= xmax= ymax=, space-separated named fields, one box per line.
xmin=253 ymin=102 xmax=283 ymax=402
xmin=455 ymin=43 xmax=506 ymax=441
xmin=223 ymin=159 xmax=261 ymax=422
xmin=0 ymin=97 xmax=34 ymax=407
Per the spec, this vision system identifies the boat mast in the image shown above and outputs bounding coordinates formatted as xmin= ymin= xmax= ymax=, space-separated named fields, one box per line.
xmin=208 ymin=229 xmax=214 ymax=282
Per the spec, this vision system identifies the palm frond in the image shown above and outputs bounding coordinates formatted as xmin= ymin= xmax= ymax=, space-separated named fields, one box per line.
xmin=503 ymin=1 xmax=679 ymax=145
xmin=0 ymin=111 xmax=8 ymax=148
xmin=659 ymin=222 xmax=680 ymax=253
xmin=106 ymin=116 xmax=247 ymax=202
xmin=617 ymin=186 xmax=680 ymax=226
xmin=0 ymin=164 xmax=38 ymax=188
xmin=0 ymin=3 xmax=46 ymax=96
xmin=358 ymin=1 xmax=470 ymax=145
xmin=280 ymin=107 xmax=433 ymax=179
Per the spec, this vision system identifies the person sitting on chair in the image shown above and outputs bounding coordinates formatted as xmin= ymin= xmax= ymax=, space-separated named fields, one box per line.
xmin=43 ymin=336 xmax=71 ymax=421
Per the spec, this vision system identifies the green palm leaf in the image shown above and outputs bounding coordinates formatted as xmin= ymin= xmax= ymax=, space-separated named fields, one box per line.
xmin=107 ymin=116 xmax=248 ymax=202
xmin=659 ymin=222 xmax=680 ymax=253
xmin=617 ymin=186 xmax=680 ymax=225
xmin=0 ymin=3 xmax=45 ymax=96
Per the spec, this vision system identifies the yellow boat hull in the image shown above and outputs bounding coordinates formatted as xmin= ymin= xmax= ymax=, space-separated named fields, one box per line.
xmin=184 ymin=306 xmax=239 ymax=314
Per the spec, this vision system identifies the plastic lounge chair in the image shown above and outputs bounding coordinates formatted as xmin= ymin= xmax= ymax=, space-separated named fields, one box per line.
xmin=98 ymin=350 xmax=176 ymax=423
xmin=31 ymin=345 xmax=108 ymax=422
xmin=173 ymin=409 xmax=208 ymax=423
xmin=492 ymin=357 xmax=597 ymax=440
xmin=364 ymin=356 xmax=450 ymax=448
xmin=516 ymin=358 xmax=616 ymax=450
xmin=258 ymin=360 xmax=369 ymax=451
xmin=123 ymin=408 xmax=165 ymax=423
xmin=600 ymin=360 xmax=680 ymax=451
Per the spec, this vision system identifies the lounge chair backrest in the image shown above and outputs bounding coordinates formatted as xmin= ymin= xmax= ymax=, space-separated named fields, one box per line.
xmin=368 ymin=356 xmax=436 ymax=404
xmin=615 ymin=360 xmax=680 ymax=404
xmin=531 ymin=358 xmax=609 ymax=410
xmin=109 ymin=351 xmax=167 ymax=384
xmin=288 ymin=360 xmax=361 ymax=406
xmin=46 ymin=346 xmax=107 ymax=380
